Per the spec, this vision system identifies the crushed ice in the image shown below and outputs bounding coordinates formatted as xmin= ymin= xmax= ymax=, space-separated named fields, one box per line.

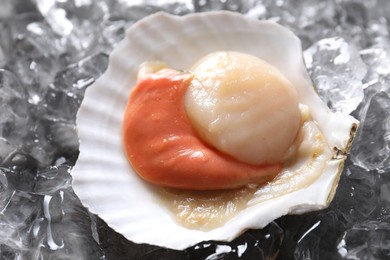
xmin=0 ymin=0 xmax=389 ymax=259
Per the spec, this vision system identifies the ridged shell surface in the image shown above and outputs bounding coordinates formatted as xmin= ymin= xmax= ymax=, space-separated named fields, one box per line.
xmin=72 ymin=11 xmax=358 ymax=249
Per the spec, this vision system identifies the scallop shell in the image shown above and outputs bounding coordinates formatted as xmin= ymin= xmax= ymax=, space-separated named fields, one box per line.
xmin=72 ymin=11 xmax=358 ymax=250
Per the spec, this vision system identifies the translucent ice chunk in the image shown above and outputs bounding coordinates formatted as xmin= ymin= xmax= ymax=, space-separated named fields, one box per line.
xmin=0 ymin=166 xmax=103 ymax=259
xmin=5 ymin=17 xmax=63 ymax=101
xmin=304 ymin=37 xmax=366 ymax=114
xmin=360 ymin=45 xmax=390 ymax=86
xmin=35 ymin=0 xmax=109 ymax=36
xmin=0 ymin=22 xmax=12 ymax=67
xmin=337 ymin=221 xmax=390 ymax=259
xmin=193 ymin=0 xmax=256 ymax=13
xmin=0 ymin=189 xmax=38 ymax=250
xmin=24 ymin=53 xmax=109 ymax=166
xmin=41 ymin=53 xmax=108 ymax=122
xmin=350 ymin=91 xmax=390 ymax=172
xmin=35 ymin=0 xmax=109 ymax=61
xmin=0 ymin=70 xmax=29 ymax=164
xmin=335 ymin=165 xmax=378 ymax=222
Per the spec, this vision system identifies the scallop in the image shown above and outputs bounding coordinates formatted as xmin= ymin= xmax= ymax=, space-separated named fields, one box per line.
xmin=71 ymin=11 xmax=358 ymax=250
xmin=185 ymin=51 xmax=302 ymax=165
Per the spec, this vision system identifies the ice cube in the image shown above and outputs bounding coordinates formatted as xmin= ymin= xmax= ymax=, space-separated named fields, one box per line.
xmin=350 ymin=91 xmax=390 ymax=172
xmin=337 ymin=221 xmax=390 ymax=259
xmin=304 ymin=37 xmax=366 ymax=114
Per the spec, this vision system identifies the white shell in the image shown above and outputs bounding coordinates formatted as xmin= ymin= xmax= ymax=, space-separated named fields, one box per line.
xmin=72 ymin=11 xmax=358 ymax=250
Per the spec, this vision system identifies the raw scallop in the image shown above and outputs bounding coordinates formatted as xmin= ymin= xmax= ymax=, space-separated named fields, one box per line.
xmin=72 ymin=11 xmax=358 ymax=250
